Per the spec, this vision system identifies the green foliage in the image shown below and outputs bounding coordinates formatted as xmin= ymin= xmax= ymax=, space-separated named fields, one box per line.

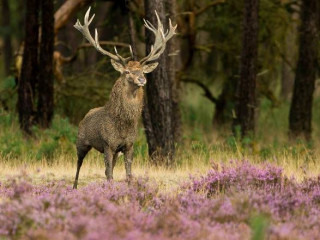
xmin=0 ymin=111 xmax=25 ymax=157
xmin=133 ymin=127 xmax=149 ymax=164
xmin=250 ymin=214 xmax=269 ymax=240
xmin=0 ymin=76 xmax=17 ymax=111
xmin=0 ymin=133 xmax=24 ymax=157
xmin=181 ymin=84 xmax=213 ymax=133
xmin=0 ymin=110 xmax=77 ymax=162
xmin=55 ymin=60 xmax=116 ymax=124
xmin=225 ymin=136 xmax=239 ymax=153
xmin=36 ymin=140 xmax=59 ymax=162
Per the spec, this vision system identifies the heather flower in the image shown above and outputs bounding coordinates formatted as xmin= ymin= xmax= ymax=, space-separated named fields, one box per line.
xmin=0 ymin=162 xmax=320 ymax=239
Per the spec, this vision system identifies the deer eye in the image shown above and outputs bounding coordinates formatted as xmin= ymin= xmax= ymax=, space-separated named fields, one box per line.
xmin=124 ymin=70 xmax=130 ymax=74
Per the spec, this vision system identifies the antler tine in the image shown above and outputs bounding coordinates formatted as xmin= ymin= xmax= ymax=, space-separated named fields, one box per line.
xmin=85 ymin=6 xmax=95 ymax=25
xmin=167 ymin=19 xmax=177 ymax=39
xmin=129 ymin=45 xmax=134 ymax=59
xmin=114 ymin=46 xmax=132 ymax=62
xmin=155 ymin=10 xmax=164 ymax=32
xmin=74 ymin=7 xmax=131 ymax=64
xmin=143 ymin=19 xmax=157 ymax=33
xmin=140 ymin=10 xmax=177 ymax=65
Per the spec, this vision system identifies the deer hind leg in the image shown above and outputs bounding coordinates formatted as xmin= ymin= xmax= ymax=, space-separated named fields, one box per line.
xmin=104 ymin=147 xmax=114 ymax=180
xmin=73 ymin=145 xmax=91 ymax=189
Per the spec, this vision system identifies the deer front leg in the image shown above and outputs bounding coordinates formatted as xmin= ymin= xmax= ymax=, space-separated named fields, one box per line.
xmin=104 ymin=147 xmax=114 ymax=180
xmin=112 ymin=152 xmax=119 ymax=171
xmin=124 ymin=145 xmax=134 ymax=181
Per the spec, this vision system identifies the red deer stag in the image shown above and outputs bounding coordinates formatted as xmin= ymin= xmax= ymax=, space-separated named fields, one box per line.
xmin=73 ymin=7 xmax=177 ymax=189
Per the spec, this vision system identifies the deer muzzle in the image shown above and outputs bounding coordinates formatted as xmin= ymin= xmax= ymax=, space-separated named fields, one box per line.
xmin=138 ymin=77 xmax=146 ymax=86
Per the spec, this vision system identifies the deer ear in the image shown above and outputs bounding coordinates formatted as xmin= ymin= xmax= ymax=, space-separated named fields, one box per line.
xmin=111 ymin=59 xmax=125 ymax=73
xmin=142 ymin=62 xmax=159 ymax=73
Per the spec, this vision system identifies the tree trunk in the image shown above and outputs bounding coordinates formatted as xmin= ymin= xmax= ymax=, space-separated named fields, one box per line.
xmin=143 ymin=0 xmax=176 ymax=165
xmin=16 ymin=1 xmax=26 ymax=42
xmin=280 ymin=8 xmax=299 ymax=101
xmin=126 ymin=1 xmax=138 ymax=60
xmin=213 ymin=55 xmax=238 ymax=127
xmin=165 ymin=0 xmax=181 ymax=142
xmin=280 ymin=57 xmax=294 ymax=101
xmin=18 ymin=0 xmax=40 ymax=134
xmin=213 ymin=77 xmax=235 ymax=126
xmin=37 ymin=0 xmax=54 ymax=128
xmin=289 ymin=0 xmax=319 ymax=140
xmin=1 ymin=0 xmax=12 ymax=76
xmin=233 ymin=0 xmax=259 ymax=138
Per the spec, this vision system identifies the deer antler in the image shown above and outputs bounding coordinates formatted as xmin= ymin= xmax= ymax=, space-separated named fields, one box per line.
xmin=140 ymin=10 xmax=177 ymax=65
xmin=74 ymin=7 xmax=132 ymax=65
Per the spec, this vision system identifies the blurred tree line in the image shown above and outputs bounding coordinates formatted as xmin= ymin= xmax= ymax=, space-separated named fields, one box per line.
xmin=0 ymin=0 xmax=319 ymax=164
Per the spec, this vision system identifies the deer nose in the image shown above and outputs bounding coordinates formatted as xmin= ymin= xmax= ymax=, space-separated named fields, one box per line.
xmin=138 ymin=77 xmax=146 ymax=85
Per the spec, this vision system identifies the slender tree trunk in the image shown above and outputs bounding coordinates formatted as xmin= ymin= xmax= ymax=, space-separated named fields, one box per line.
xmin=289 ymin=0 xmax=319 ymax=140
xmin=18 ymin=0 xmax=39 ymax=134
xmin=126 ymin=0 xmax=138 ymax=60
xmin=165 ymin=0 xmax=181 ymax=142
xmin=213 ymin=55 xmax=238 ymax=127
xmin=16 ymin=1 xmax=26 ymax=42
xmin=213 ymin=77 xmax=235 ymax=126
xmin=143 ymin=0 xmax=176 ymax=165
xmin=280 ymin=8 xmax=299 ymax=101
xmin=281 ymin=57 xmax=294 ymax=101
xmin=37 ymin=0 xmax=54 ymax=128
xmin=1 ymin=0 xmax=12 ymax=75
xmin=233 ymin=0 xmax=259 ymax=138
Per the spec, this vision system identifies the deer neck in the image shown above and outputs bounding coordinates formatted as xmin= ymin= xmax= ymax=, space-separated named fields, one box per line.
xmin=107 ymin=77 xmax=144 ymax=123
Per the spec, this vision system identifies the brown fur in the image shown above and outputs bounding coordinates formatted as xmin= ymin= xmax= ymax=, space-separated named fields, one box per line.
xmin=73 ymin=61 xmax=144 ymax=189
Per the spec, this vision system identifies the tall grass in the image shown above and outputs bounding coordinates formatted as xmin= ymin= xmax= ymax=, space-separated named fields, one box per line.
xmin=0 ymin=85 xmax=320 ymax=184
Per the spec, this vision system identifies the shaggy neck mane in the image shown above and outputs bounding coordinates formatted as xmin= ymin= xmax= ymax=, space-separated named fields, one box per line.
xmin=106 ymin=76 xmax=144 ymax=124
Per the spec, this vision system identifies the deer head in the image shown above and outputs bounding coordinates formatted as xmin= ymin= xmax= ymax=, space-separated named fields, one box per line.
xmin=74 ymin=7 xmax=177 ymax=87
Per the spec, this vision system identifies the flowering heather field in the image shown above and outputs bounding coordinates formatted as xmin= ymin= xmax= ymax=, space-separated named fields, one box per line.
xmin=1 ymin=162 xmax=320 ymax=240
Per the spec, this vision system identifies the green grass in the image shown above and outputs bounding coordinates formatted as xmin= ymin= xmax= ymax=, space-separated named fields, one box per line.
xmin=0 ymin=84 xmax=320 ymax=186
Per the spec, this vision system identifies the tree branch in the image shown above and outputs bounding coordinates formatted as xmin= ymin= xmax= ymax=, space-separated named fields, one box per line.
xmin=182 ymin=77 xmax=218 ymax=104
xmin=54 ymin=0 xmax=118 ymax=33
xmin=55 ymin=41 xmax=130 ymax=64
xmin=54 ymin=0 xmax=94 ymax=33
xmin=78 ymin=41 xmax=130 ymax=49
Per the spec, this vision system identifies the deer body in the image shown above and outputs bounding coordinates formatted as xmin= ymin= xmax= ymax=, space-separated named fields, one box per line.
xmin=72 ymin=7 xmax=176 ymax=189
xmin=77 ymin=73 xmax=143 ymax=154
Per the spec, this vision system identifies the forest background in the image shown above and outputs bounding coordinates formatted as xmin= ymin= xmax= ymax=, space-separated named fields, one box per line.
xmin=0 ymin=0 xmax=319 ymax=182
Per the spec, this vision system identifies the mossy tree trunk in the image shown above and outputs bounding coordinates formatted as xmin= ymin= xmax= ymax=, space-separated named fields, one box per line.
xmin=289 ymin=0 xmax=319 ymax=140
xmin=233 ymin=0 xmax=259 ymax=138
